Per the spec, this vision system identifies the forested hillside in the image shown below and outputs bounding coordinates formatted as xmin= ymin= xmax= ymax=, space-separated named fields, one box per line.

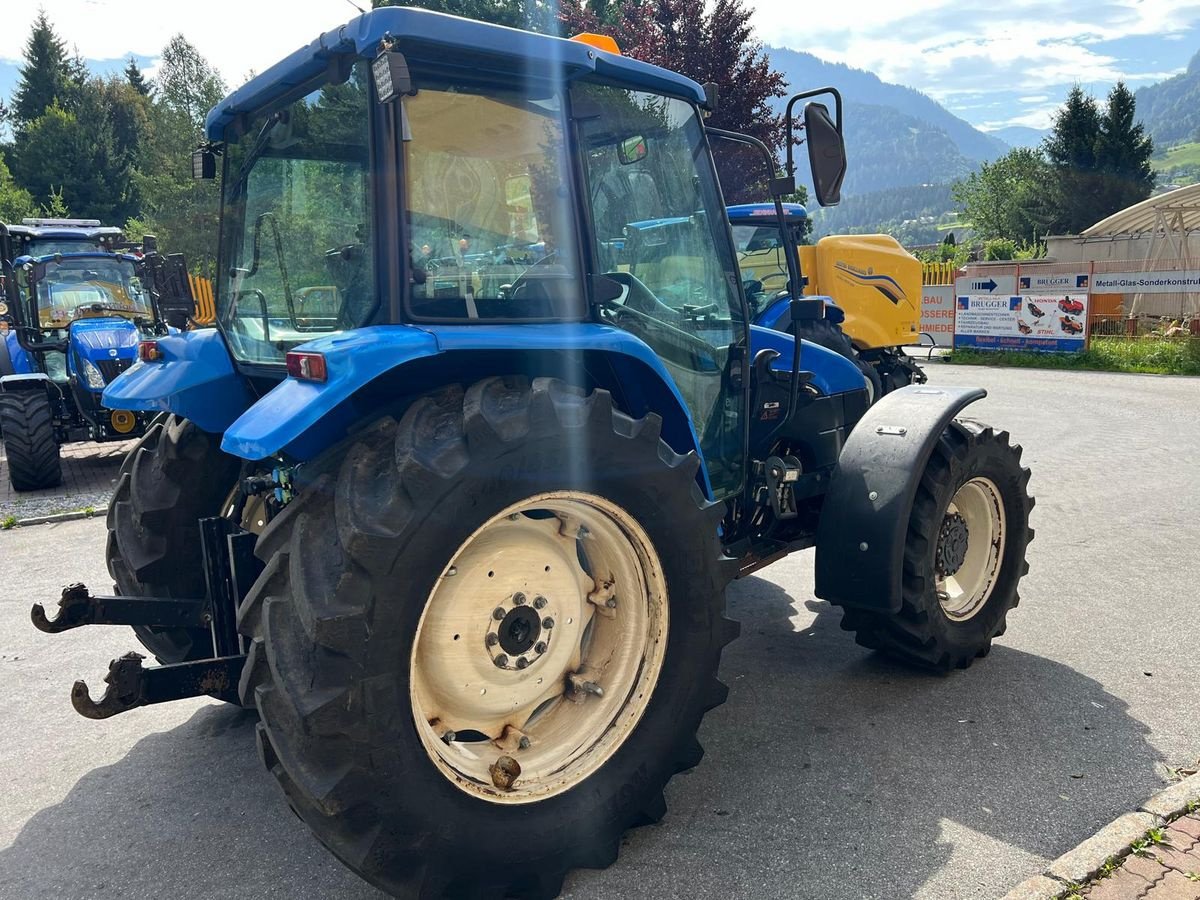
xmin=1135 ymin=51 xmax=1200 ymax=146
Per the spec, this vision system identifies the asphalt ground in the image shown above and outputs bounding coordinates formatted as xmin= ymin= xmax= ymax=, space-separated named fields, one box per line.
xmin=0 ymin=363 xmax=1197 ymax=899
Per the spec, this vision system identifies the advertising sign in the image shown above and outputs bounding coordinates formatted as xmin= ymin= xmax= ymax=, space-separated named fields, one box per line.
xmin=1090 ymin=270 xmax=1200 ymax=294
xmin=920 ymin=284 xmax=956 ymax=347
xmin=1019 ymin=272 xmax=1090 ymax=293
xmin=955 ymin=274 xmax=1017 ymax=296
xmin=955 ymin=294 xmax=1088 ymax=352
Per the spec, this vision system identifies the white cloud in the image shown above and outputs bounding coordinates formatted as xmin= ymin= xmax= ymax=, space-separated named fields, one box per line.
xmin=753 ymin=0 xmax=1200 ymax=126
xmin=1 ymin=0 xmax=352 ymax=88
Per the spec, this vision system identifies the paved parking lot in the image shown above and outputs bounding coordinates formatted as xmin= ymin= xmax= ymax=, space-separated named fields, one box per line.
xmin=0 ymin=439 xmax=134 ymax=521
xmin=0 ymin=363 xmax=1197 ymax=899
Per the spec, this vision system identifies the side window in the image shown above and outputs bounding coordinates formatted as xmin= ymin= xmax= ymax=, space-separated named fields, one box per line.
xmin=576 ymin=84 xmax=746 ymax=498
xmin=403 ymin=85 xmax=583 ymax=320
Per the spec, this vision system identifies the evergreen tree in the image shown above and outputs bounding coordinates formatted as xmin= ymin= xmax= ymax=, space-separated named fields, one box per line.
xmin=370 ymin=0 xmax=556 ymax=31
xmin=1043 ymin=85 xmax=1102 ymax=233
xmin=0 ymin=152 xmax=37 ymax=222
xmin=12 ymin=12 xmax=72 ymax=128
xmin=1095 ymin=81 xmax=1155 ymax=214
xmin=125 ymin=57 xmax=151 ymax=96
xmin=156 ymin=35 xmax=228 ymax=135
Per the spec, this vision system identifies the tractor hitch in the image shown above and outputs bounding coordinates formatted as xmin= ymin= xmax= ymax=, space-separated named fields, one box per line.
xmin=71 ymin=652 xmax=246 ymax=719
xmin=31 ymin=583 xmax=206 ymax=633
xmin=33 ymin=517 xmax=263 ymax=719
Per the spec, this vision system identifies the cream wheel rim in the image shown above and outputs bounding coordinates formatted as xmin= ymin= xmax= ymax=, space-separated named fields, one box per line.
xmin=935 ymin=477 xmax=1006 ymax=621
xmin=410 ymin=491 xmax=669 ymax=804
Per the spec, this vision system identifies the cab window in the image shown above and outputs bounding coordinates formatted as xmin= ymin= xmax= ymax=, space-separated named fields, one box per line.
xmin=402 ymin=82 xmax=583 ymax=321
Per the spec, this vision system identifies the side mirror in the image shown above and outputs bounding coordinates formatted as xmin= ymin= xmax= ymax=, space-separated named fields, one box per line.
xmin=618 ymin=135 xmax=648 ymax=166
xmin=142 ymin=234 xmax=157 ymax=255
xmin=791 ymin=297 xmax=826 ymax=322
xmin=192 ymin=147 xmax=217 ymax=181
xmin=804 ymin=102 xmax=847 ymax=207
xmin=769 ymin=175 xmax=797 ymax=198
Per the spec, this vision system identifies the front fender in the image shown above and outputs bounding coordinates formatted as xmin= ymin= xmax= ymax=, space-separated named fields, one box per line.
xmin=813 ymin=384 xmax=987 ymax=612
xmin=220 ymin=323 xmax=706 ymax=486
xmin=102 ymin=328 xmax=255 ymax=433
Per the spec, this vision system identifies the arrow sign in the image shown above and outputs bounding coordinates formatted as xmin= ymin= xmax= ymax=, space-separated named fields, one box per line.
xmin=972 ymin=278 xmax=998 ymax=292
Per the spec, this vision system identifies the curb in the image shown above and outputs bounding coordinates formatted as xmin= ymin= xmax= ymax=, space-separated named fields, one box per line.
xmin=7 ymin=507 xmax=107 ymax=528
xmin=1002 ymin=771 xmax=1200 ymax=899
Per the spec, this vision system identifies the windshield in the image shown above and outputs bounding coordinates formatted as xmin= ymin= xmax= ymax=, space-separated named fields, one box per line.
xmin=219 ymin=64 xmax=375 ymax=364
xmin=27 ymin=238 xmax=109 ymax=257
xmin=30 ymin=257 xmax=152 ymax=328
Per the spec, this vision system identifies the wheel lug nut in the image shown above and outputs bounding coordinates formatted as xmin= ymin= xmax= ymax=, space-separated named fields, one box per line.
xmin=534 ymin=596 xmax=547 ymax=609
xmin=516 ymin=657 xmax=529 ymax=669
xmin=513 ymin=592 xmax=526 ymax=605
xmin=534 ymin=641 xmax=548 ymax=655
xmin=494 ymin=655 xmax=509 ymax=668
xmin=542 ymin=617 xmax=554 ymax=629
xmin=486 ymin=633 xmax=499 ymax=647
xmin=492 ymin=608 xmax=505 ymax=621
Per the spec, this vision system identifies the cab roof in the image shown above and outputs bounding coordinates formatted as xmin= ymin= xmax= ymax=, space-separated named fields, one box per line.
xmin=727 ymin=203 xmax=809 ymax=222
xmin=205 ymin=7 xmax=707 ymax=141
xmin=6 ymin=220 xmax=123 ymax=241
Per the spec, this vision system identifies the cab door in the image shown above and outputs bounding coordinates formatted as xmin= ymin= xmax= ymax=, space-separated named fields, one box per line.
xmin=573 ymin=84 xmax=748 ymax=499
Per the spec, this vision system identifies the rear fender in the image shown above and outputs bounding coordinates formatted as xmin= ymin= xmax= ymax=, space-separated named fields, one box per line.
xmin=101 ymin=328 xmax=254 ymax=433
xmin=0 ymin=372 xmax=52 ymax=394
xmin=813 ymin=384 xmax=987 ymax=612
xmin=220 ymin=323 xmax=710 ymax=495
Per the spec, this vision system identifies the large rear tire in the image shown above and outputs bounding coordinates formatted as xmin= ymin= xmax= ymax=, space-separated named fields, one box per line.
xmin=0 ymin=390 xmax=62 ymax=491
xmin=238 ymin=377 xmax=737 ymax=898
xmin=838 ymin=419 xmax=1034 ymax=670
xmin=106 ymin=415 xmax=241 ymax=663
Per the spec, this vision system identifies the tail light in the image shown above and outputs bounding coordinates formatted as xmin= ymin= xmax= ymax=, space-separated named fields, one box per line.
xmin=286 ymin=351 xmax=327 ymax=382
xmin=138 ymin=341 xmax=163 ymax=362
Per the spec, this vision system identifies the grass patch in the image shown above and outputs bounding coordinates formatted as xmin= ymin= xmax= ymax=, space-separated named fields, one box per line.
xmin=1153 ymin=141 xmax=1200 ymax=173
xmin=948 ymin=337 xmax=1200 ymax=376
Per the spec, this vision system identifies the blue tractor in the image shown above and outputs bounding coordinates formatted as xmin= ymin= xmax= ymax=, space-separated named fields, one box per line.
xmin=0 ymin=221 xmax=193 ymax=490
xmin=32 ymin=12 xmax=1034 ymax=898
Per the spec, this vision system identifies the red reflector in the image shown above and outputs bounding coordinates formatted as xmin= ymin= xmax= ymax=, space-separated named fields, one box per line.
xmin=138 ymin=341 xmax=162 ymax=362
xmin=286 ymin=351 xmax=327 ymax=382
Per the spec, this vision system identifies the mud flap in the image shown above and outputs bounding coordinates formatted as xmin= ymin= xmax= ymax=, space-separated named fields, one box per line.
xmin=813 ymin=384 xmax=986 ymax=612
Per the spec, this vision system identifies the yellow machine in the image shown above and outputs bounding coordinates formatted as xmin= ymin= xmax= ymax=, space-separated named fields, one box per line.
xmin=729 ymin=203 xmax=927 ymax=395
xmin=797 ymin=234 xmax=922 ymax=350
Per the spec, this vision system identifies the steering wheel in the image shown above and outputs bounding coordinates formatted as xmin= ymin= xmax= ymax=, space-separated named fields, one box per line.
xmin=504 ymin=250 xmax=559 ymax=299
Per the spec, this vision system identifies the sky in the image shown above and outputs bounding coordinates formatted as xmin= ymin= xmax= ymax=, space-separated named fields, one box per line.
xmin=2 ymin=0 xmax=1199 ymax=135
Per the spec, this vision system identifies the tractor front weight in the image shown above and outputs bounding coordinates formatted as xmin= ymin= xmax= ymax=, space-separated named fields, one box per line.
xmin=31 ymin=516 xmax=260 ymax=719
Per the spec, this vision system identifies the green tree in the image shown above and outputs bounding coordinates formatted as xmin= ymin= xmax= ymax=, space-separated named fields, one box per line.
xmin=125 ymin=57 xmax=151 ymax=96
xmin=12 ymin=11 xmax=73 ymax=128
xmin=1044 ymin=85 xmax=1102 ymax=233
xmin=370 ymin=0 xmax=558 ymax=30
xmin=156 ymin=34 xmax=227 ymax=134
xmin=0 ymin=153 xmax=37 ymax=221
xmin=952 ymin=147 xmax=1052 ymax=243
xmin=1094 ymin=81 xmax=1155 ymax=214
xmin=130 ymin=36 xmax=227 ymax=274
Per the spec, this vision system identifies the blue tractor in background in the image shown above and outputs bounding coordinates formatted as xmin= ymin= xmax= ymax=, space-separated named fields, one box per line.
xmin=0 ymin=220 xmax=193 ymax=490
xmin=31 ymin=12 xmax=1034 ymax=899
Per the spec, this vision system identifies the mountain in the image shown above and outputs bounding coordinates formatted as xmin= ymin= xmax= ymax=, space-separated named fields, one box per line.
xmin=987 ymin=126 xmax=1049 ymax=149
xmin=1135 ymin=50 xmax=1200 ymax=147
xmin=767 ymin=46 xmax=1009 ymax=166
xmin=838 ymin=102 xmax=975 ymax=195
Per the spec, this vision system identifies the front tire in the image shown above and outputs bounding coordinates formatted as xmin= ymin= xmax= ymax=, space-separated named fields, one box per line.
xmin=106 ymin=415 xmax=241 ymax=663
xmin=0 ymin=390 xmax=62 ymax=491
xmin=238 ymin=377 xmax=737 ymax=898
xmin=793 ymin=318 xmax=883 ymax=402
xmin=838 ymin=419 xmax=1034 ymax=670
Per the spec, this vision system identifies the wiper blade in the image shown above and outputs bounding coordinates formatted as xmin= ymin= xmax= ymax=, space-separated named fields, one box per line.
xmin=230 ymin=114 xmax=282 ymax=198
